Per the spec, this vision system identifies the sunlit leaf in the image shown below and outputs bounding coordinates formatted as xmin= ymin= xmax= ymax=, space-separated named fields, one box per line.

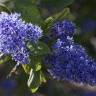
xmin=22 ymin=64 xmax=31 ymax=74
xmin=27 ymin=71 xmax=40 ymax=93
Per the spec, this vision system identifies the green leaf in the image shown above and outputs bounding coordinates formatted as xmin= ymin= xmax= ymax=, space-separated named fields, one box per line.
xmin=0 ymin=4 xmax=10 ymax=12
xmin=35 ymin=62 xmax=42 ymax=71
xmin=27 ymin=70 xmax=46 ymax=93
xmin=30 ymin=86 xmax=39 ymax=93
xmin=22 ymin=57 xmax=42 ymax=74
xmin=52 ymin=8 xmax=71 ymax=21
xmin=30 ymin=56 xmax=42 ymax=71
xmin=40 ymin=71 xmax=46 ymax=83
xmin=35 ymin=41 xmax=51 ymax=55
xmin=41 ymin=0 xmax=74 ymax=8
xmin=0 ymin=56 xmax=10 ymax=65
xmin=22 ymin=64 xmax=31 ymax=74
xmin=27 ymin=41 xmax=51 ymax=56
xmin=46 ymin=8 xmax=73 ymax=23
xmin=43 ymin=17 xmax=54 ymax=32
xmin=11 ymin=0 xmax=43 ymax=24
xmin=27 ymin=71 xmax=40 ymax=93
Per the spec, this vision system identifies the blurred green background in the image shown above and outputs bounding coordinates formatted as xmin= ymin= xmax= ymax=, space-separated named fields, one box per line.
xmin=0 ymin=0 xmax=96 ymax=96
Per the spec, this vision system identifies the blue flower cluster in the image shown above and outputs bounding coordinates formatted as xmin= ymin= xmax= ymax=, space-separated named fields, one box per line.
xmin=46 ymin=20 xmax=96 ymax=85
xmin=51 ymin=20 xmax=76 ymax=38
xmin=26 ymin=23 xmax=42 ymax=42
xmin=0 ymin=12 xmax=42 ymax=64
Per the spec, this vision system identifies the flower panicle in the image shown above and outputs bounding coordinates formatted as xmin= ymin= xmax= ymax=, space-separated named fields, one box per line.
xmin=0 ymin=12 xmax=43 ymax=64
xmin=46 ymin=20 xmax=96 ymax=86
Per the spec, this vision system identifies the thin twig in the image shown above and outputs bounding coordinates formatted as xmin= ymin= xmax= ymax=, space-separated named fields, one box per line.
xmin=7 ymin=62 xmax=20 ymax=78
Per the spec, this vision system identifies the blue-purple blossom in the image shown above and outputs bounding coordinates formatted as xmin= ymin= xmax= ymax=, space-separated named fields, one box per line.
xmin=46 ymin=20 xmax=96 ymax=85
xmin=43 ymin=20 xmax=75 ymax=44
xmin=47 ymin=39 xmax=96 ymax=85
xmin=26 ymin=23 xmax=42 ymax=42
xmin=11 ymin=47 xmax=29 ymax=64
xmin=0 ymin=12 xmax=42 ymax=64
xmin=53 ymin=36 xmax=74 ymax=50
xmin=51 ymin=20 xmax=76 ymax=38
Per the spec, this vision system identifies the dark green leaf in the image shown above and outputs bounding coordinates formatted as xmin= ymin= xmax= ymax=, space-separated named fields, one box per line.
xmin=52 ymin=8 xmax=72 ymax=21
xmin=30 ymin=56 xmax=42 ymax=71
xmin=41 ymin=0 xmax=74 ymax=8
xmin=27 ymin=41 xmax=51 ymax=56
xmin=10 ymin=0 xmax=43 ymax=24
xmin=35 ymin=41 xmax=51 ymax=55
